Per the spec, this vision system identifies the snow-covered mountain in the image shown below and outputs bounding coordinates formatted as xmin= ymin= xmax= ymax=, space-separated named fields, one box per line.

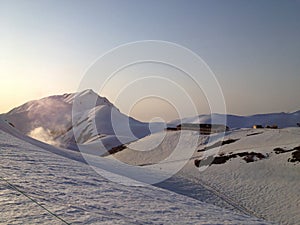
xmin=169 ymin=111 xmax=300 ymax=129
xmin=3 ymin=89 xmax=162 ymax=153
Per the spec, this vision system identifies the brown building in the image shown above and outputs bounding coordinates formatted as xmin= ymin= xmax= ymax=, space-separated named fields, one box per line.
xmin=253 ymin=125 xmax=263 ymax=129
xmin=176 ymin=123 xmax=229 ymax=135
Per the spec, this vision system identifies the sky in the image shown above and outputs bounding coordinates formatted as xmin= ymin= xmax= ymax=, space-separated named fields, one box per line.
xmin=1 ymin=0 xmax=300 ymax=122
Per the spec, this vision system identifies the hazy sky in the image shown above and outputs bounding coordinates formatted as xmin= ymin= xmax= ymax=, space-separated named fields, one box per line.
xmin=1 ymin=0 xmax=300 ymax=121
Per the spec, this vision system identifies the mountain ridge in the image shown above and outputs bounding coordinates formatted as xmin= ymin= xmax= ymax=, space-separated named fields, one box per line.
xmin=169 ymin=110 xmax=300 ymax=129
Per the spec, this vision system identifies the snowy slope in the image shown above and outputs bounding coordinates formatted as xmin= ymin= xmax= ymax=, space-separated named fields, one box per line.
xmin=0 ymin=118 xmax=268 ymax=224
xmin=112 ymin=128 xmax=300 ymax=224
xmin=169 ymin=111 xmax=300 ymax=129
xmin=3 ymin=89 xmax=161 ymax=153
xmin=186 ymin=128 xmax=300 ymax=225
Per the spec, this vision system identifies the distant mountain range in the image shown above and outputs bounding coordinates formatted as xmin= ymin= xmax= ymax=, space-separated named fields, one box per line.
xmin=169 ymin=111 xmax=300 ymax=129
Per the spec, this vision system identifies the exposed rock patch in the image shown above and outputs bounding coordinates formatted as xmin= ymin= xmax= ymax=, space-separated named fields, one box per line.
xmin=194 ymin=151 xmax=266 ymax=167
xmin=106 ymin=144 xmax=127 ymax=155
xmin=198 ymin=139 xmax=239 ymax=152
xmin=246 ymin=132 xmax=263 ymax=136
xmin=273 ymin=147 xmax=294 ymax=154
xmin=273 ymin=146 xmax=300 ymax=163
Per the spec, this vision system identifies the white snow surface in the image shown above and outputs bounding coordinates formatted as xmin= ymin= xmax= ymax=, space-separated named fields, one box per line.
xmin=113 ymin=128 xmax=300 ymax=224
xmin=0 ymin=117 xmax=268 ymax=224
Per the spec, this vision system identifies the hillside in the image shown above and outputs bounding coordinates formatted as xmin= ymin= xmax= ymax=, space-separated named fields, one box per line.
xmin=112 ymin=128 xmax=300 ymax=224
xmin=0 ymin=117 xmax=268 ymax=224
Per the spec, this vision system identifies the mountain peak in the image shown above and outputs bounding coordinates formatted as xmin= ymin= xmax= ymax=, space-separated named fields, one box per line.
xmin=69 ymin=89 xmax=114 ymax=112
xmin=77 ymin=89 xmax=97 ymax=96
xmin=61 ymin=89 xmax=113 ymax=109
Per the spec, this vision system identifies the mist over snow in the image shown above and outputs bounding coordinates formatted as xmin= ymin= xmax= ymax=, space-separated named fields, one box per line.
xmin=28 ymin=126 xmax=59 ymax=146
